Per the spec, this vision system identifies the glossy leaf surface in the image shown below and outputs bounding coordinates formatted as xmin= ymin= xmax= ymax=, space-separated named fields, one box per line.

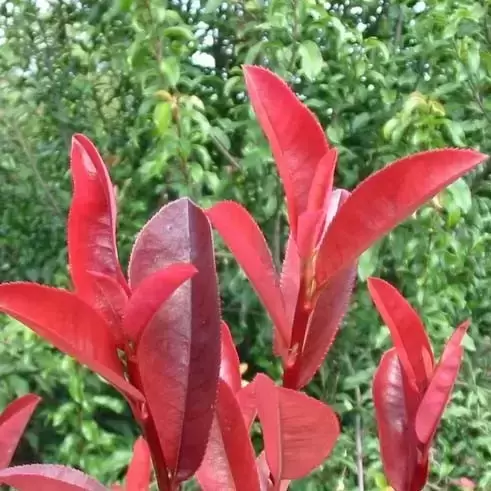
xmin=219 ymin=321 xmax=242 ymax=393
xmin=367 ymin=277 xmax=434 ymax=390
xmin=243 ymin=65 xmax=329 ymax=234
xmin=134 ymin=199 xmax=221 ymax=484
xmin=0 ymin=283 xmax=143 ymax=402
xmin=207 ymin=201 xmax=289 ymax=352
xmin=196 ymin=380 xmax=260 ymax=491
xmin=316 ymin=149 xmax=487 ymax=287
xmin=125 ymin=437 xmax=152 ymax=491
xmin=0 ymin=394 xmax=41 ymax=469
xmin=0 ymin=464 xmax=108 ymax=491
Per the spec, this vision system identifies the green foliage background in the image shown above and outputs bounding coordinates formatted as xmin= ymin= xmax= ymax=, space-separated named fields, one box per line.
xmin=1 ymin=0 xmax=491 ymax=489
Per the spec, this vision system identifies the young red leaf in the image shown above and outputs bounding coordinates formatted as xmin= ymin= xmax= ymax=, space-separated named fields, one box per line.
xmin=0 ymin=394 xmax=41 ymax=469
xmin=243 ymin=65 xmax=329 ymax=235
xmin=280 ymin=235 xmax=300 ymax=331
xmin=206 ymin=201 xmax=290 ymax=355
xmin=219 ymin=321 xmax=242 ymax=393
xmin=0 ymin=464 xmax=108 ymax=491
xmin=307 ymin=149 xmax=337 ymax=214
xmin=373 ymin=349 xmax=417 ymax=491
xmin=255 ymin=374 xmax=340 ymax=482
xmin=68 ymin=134 xmax=129 ymax=311
xmin=134 ymin=199 xmax=221 ymax=485
xmin=415 ymin=321 xmax=469 ymax=445
xmin=255 ymin=452 xmax=290 ymax=491
xmin=367 ymin=277 xmax=434 ymax=391
xmin=316 ymin=149 xmax=488 ymax=287
xmin=0 ymin=283 xmax=143 ymax=402
xmin=196 ymin=380 xmax=261 ymax=491
xmin=122 ymin=264 xmax=197 ymax=344
xmin=294 ymin=265 xmax=356 ymax=389
xmin=125 ymin=437 xmax=152 ymax=491
xmin=236 ymin=381 xmax=257 ymax=431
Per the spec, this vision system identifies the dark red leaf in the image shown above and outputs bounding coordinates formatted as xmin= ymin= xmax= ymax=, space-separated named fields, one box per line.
xmin=0 ymin=283 xmax=143 ymax=402
xmin=133 ymin=199 xmax=221 ymax=485
xmin=316 ymin=149 xmax=488 ymax=287
xmin=367 ymin=278 xmax=434 ymax=391
xmin=125 ymin=437 xmax=152 ymax=491
xmin=206 ymin=201 xmax=290 ymax=355
xmin=255 ymin=374 xmax=340 ymax=482
xmin=219 ymin=321 xmax=242 ymax=393
xmin=0 ymin=394 xmax=41 ymax=469
xmin=295 ymin=264 xmax=356 ymax=389
xmin=68 ymin=134 xmax=129 ymax=318
xmin=122 ymin=264 xmax=197 ymax=344
xmin=0 ymin=464 xmax=108 ymax=491
xmin=373 ymin=349 xmax=417 ymax=491
xmin=415 ymin=321 xmax=469 ymax=445
xmin=196 ymin=380 xmax=260 ymax=491
xmin=236 ymin=382 xmax=257 ymax=431
xmin=243 ymin=65 xmax=329 ymax=235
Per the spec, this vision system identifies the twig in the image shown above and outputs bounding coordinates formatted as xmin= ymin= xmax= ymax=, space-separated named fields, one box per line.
xmin=354 ymin=400 xmax=365 ymax=491
xmin=210 ymin=134 xmax=241 ymax=170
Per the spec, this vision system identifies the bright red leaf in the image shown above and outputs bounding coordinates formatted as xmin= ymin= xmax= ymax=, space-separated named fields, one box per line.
xmin=316 ymin=149 xmax=487 ymax=288
xmin=236 ymin=381 xmax=257 ymax=431
xmin=206 ymin=201 xmax=290 ymax=355
xmin=243 ymin=65 xmax=329 ymax=235
xmin=196 ymin=380 xmax=260 ymax=491
xmin=255 ymin=374 xmax=340 ymax=483
xmin=125 ymin=437 xmax=152 ymax=491
xmin=219 ymin=321 xmax=242 ymax=393
xmin=0 ymin=283 xmax=143 ymax=402
xmin=68 ymin=134 xmax=129 ymax=318
xmin=0 ymin=464 xmax=108 ymax=491
xmin=122 ymin=264 xmax=197 ymax=344
xmin=367 ymin=277 xmax=434 ymax=391
xmin=0 ymin=394 xmax=41 ymax=469
xmin=133 ymin=198 xmax=221 ymax=485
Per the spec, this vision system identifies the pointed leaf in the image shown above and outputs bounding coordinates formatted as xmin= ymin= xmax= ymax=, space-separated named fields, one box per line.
xmin=122 ymin=264 xmax=197 ymax=344
xmin=307 ymin=149 xmax=337 ymax=214
xmin=0 ymin=283 xmax=143 ymax=402
xmin=219 ymin=321 xmax=242 ymax=393
xmin=316 ymin=149 xmax=488 ymax=286
xmin=255 ymin=374 xmax=340 ymax=482
xmin=295 ymin=264 xmax=356 ymax=389
xmin=0 ymin=394 xmax=41 ymax=469
xmin=243 ymin=65 xmax=329 ymax=234
xmin=373 ymin=349 xmax=417 ymax=491
xmin=68 ymin=134 xmax=129 ymax=317
xmin=367 ymin=278 xmax=434 ymax=390
xmin=255 ymin=453 xmax=290 ymax=491
xmin=415 ymin=321 xmax=469 ymax=445
xmin=236 ymin=381 xmax=257 ymax=431
xmin=0 ymin=464 xmax=108 ymax=491
xmin=125 ymin=437 xmax=152 ymax=491
xmin=134 ymin=199 xmax=221 ymax=484
xmin=196 ymin=380 xmax=261 ymax=491
xmin=280 ymin=234 xmax=300 ymax=330
xmin=206 ymin=201 xmax=289 ymax=354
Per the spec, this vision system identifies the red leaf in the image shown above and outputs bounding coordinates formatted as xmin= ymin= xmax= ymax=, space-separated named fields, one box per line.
xmin=255 ymin=453 xmax=290 ymax=491
xmin=196 ymin=380 xmax=260 ymax=491
xmin=219 ymin=321 xmax=242 ymax=393
xmin=255 ymin=374 xmax=340 ymax=483
xmin=125 ymin=437 xmax=152 ymax=491
xmin=68 ymin=134 xmax=129 ymax=316
xmin=415 ymin=321 xmax=469 ymax=445
xmin=206 ymin=201 xmax=289 ymax=354
xmin=122 ymin=264 xmax=197 ymax=344
xmin=243 ymin=65 xmax=329 ymax=235
xmin=0 ymin=283 xmax=143 ymax=402
xmin=134 ymin=199 xmax=221 ymax=485
xmin=280 ymin=235 xmax=300 ymax=332
xmin=0 ymin=394 xmax=41 ymax=469
xmin=236 ymin=382 xmax=257 ymax=431
xmin=373 ymin=349 xmax=417 ymax=491
xmin=307 ymin=149 xmax=337 ymax=214
xmin=0 ymin=464 xmax=108 ymax=491
xmin=316 ymin=149 xmax=488 ymax=287
xmin=295 ymin=265 xmax=356 ymax=389
xmin=367 ymin=278 xmax=434 ymax=391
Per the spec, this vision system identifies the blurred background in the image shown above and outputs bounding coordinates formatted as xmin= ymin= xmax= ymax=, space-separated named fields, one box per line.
xmin=1 ymin=0 xmax=490 ymax=489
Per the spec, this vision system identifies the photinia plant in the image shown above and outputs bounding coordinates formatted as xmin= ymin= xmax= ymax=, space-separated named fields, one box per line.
xmin=368 ymin=277 xmax=471 ymax=491
xmin=0 ymin=66 xmax=487 ymax=491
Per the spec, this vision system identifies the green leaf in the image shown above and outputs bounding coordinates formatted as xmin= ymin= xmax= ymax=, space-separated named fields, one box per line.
xmin=461 ymin=333 xmax=476 ymax=352
xmin=162 ymin=26 xmax=195 ymax=42
xmin=204 ymin=0 xmax=223 ymax=14
xmin=210 ymin=126 xmax=231 ymax=150
xmin=446 ymin=178 xmax=472 ymax=214
xmin=153 ymin=102 xmax=172 ymax=134
xmin=357 ymin=244 xmax=379 ymax=281
xmin=159 ymin=57 xmax=181 ymax=87
xmin=298 ymin=40 xmax=324 ymax=81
